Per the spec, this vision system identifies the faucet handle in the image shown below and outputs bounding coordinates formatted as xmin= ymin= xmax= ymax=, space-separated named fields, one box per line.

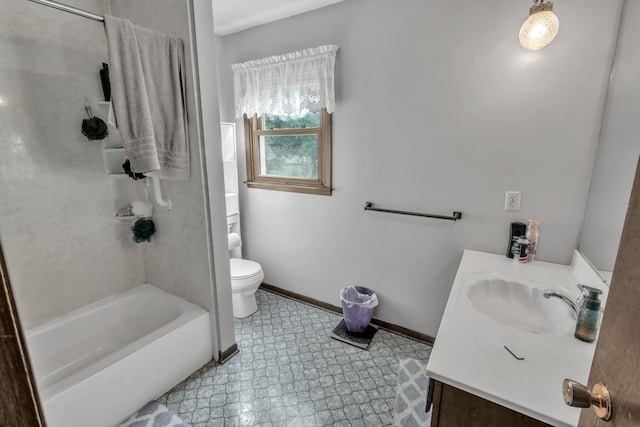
xmin=576 ymin=284 xmax=588 ymax=307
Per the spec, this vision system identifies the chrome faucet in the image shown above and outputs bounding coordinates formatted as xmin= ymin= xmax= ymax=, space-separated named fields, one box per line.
xmin=542 ymin=290 xmax=579 ymax=318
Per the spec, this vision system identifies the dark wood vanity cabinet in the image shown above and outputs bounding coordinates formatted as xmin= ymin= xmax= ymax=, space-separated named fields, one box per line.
xmin=430 ymin=380 xmax=552 ymax=427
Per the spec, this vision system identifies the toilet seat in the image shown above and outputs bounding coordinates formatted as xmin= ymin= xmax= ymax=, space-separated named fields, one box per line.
xmin=230 ymin=258 xmax=262 ymax=280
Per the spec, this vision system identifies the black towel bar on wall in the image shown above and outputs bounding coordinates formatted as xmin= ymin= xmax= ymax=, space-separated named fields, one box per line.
xmin=364 ymin=202 xmax=462 ymax=221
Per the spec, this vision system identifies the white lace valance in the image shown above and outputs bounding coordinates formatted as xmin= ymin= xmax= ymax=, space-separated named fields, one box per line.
xmin=232 ymin=45 xmax=339 ymax=118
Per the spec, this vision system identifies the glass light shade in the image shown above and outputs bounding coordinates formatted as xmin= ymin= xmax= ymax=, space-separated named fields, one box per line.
xmin=519 ymin=10 xmax=559 ymax=50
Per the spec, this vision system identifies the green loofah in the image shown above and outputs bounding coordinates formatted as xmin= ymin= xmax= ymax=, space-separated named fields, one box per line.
xmin=131 ymin=218 xmax=155 ymax=243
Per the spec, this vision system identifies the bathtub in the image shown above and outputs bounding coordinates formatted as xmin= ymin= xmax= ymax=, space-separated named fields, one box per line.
xmin=26 ymin=284 xmax=212 ymax=427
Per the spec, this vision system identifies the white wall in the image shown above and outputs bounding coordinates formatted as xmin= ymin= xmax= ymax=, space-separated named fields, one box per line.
xmin=579 ymin=0 xmax=640 ymax=272
xmin=0 ymin=0 xmax=145 ymax=328
xmin=219 ymin=0 xmax=623 ymax=336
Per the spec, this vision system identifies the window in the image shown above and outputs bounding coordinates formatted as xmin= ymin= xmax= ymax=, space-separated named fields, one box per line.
xmin=232 ymin=45 xmax=338 ymax=196
xmin=244 ymin=108 xmax=332 ymax=195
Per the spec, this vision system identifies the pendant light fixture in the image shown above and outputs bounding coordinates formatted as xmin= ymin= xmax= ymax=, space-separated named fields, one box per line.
xmin=519 ymin=0 xmax=559 ymax=50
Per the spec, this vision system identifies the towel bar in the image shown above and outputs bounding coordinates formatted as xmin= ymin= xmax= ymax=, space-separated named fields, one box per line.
xmin=364 ymin=202 xmax=461 ymax=221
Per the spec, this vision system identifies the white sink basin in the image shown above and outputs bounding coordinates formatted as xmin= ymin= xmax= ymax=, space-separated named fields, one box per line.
xmin=467 ymin=278 xmax=572 ymax=335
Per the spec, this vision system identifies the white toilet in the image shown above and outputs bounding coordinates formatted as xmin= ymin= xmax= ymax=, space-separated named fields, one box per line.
xmin=227 ymin=214 xmax=264 ymax=318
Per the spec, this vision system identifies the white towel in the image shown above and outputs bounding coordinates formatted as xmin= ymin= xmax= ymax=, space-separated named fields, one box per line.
xmin=104 ymin=15 xmax=189 ymax=180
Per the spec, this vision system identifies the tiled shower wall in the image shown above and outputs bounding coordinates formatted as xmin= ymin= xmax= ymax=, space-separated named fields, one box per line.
xmin=0 ymin=0 xmax=145 ymax=328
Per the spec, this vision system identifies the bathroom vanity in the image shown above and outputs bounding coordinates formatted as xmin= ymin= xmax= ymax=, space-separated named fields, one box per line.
xmin=430 ymin=380 xmax=551 ymax=426
xmin=426 ymin=250 xmax=607 ymax=427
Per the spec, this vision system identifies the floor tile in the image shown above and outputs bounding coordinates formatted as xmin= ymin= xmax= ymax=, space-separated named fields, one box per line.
xmin=159 ymin=289 xmax=431 ymax=426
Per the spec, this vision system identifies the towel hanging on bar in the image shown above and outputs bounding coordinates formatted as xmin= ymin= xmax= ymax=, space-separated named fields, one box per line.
xmin=104 ymin=15 xmax=189 ymax=180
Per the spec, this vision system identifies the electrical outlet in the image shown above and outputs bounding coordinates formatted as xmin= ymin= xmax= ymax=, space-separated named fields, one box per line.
xmin=505 ymin=191 xmax=521 ymax=211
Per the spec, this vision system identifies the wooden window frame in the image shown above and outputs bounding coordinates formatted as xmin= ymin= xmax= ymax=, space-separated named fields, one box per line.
xmin=243 ymin=108 xmax=332 ymax=196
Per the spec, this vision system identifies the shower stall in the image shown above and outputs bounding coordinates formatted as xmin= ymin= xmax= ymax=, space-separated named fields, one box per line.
xmin=0 ymin=0 xmax=236 ymax=424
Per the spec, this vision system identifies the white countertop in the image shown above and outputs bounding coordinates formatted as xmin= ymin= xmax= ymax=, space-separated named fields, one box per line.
xmin=426 ymin=250 xmax=607 ymax=427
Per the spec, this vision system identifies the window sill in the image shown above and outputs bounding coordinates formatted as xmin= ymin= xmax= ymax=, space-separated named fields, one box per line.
xmin=246 ymin=181 xmax=332 ymax=196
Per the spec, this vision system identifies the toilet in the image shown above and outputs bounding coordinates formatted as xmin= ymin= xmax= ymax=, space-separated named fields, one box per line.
xmin=227 ymin=213 xmax=264 ymax=318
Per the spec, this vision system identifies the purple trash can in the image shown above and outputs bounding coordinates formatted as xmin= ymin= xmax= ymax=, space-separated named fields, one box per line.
xmin=340 ymin=286 xmax=378 ymax=333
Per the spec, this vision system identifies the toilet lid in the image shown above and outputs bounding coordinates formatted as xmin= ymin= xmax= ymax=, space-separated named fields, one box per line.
xmin=230 ymin=258 xmax=262 ymax=279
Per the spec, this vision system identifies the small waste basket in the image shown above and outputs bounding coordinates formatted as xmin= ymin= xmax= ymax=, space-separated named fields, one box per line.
xmin=340 ymin=286 xmax=378 ymax=333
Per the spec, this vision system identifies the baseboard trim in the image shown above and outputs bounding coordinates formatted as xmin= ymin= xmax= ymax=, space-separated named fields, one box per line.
xmin=260 ymin=283 xmax=435 ymax=346
xmin=218 ymin=343 xmax=239 ymax=364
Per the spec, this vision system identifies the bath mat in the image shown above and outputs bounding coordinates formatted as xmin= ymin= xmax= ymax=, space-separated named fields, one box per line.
xmin=118 ymin=401 xmax=190 ymax=427
xmin=393 ymin=358 xmax=432 ymax=427
xmin=329 ymin=319 xmax=378 ymax=349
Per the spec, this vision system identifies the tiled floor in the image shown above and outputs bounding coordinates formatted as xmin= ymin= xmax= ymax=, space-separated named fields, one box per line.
xmin=158 ymin=290 xmax=432 ymax=426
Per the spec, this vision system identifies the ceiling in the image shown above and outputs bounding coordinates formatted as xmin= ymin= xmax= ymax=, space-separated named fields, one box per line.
xmin=212 ymin=0 xmax=345 ymax=36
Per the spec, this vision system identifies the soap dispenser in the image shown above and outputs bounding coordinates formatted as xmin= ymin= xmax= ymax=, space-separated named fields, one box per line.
xmin=574 ymin=285 xmax=603 ymax=343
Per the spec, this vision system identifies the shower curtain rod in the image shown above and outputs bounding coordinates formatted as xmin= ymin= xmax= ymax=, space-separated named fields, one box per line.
xmin=27 ymin=0 xmax=104 ymax=22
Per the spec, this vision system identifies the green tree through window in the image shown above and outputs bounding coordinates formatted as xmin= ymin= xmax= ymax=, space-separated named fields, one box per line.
xmin=261 ymin=111 xmax=321 ymax=178
xmin=244 ymin=108 xmax=332 ymax=196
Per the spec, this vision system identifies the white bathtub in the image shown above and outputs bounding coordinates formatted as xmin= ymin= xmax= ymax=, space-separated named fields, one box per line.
xmin=26 ymin=284 xmax=212 ymax=427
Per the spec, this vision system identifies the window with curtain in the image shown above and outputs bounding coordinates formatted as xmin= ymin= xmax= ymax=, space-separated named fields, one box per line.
xmin=232 ymin=45 xmax=338 ymax=195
